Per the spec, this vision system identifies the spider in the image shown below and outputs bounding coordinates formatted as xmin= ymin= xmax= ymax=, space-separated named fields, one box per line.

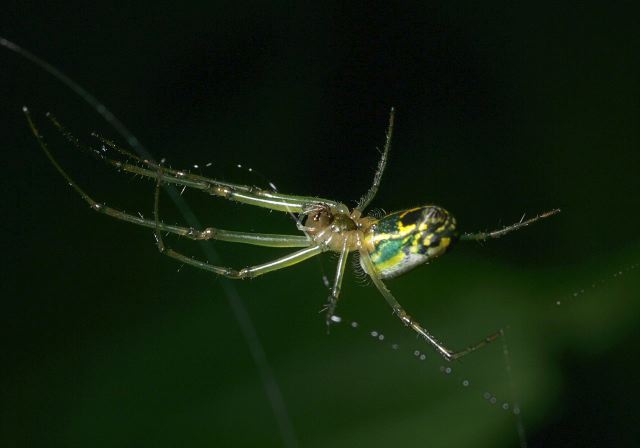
xmin=24 ymin=105 xmax=560 ymax=362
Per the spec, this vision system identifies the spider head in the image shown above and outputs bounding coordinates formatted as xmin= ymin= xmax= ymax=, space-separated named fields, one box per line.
xmin=365 ymin=206 xmax=458 ymax=279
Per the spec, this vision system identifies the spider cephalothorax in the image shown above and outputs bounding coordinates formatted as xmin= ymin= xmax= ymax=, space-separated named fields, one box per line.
xmin=303 ymin=204 xmax=376 ymax=253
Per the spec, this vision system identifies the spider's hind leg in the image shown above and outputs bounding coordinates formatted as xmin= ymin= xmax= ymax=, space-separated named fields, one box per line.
xmin=358 ymin=244 xmax=500 ymax=361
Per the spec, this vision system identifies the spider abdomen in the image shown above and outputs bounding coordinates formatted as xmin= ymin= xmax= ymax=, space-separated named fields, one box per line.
xmin=363 ymin=206 xmax=458 ymax=279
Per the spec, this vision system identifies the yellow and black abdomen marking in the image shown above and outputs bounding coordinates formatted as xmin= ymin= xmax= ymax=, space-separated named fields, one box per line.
xmin=364 ymin=206 xmax=458 ymax=279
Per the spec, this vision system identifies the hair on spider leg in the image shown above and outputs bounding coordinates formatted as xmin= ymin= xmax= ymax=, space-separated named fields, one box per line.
xmin=46 ymin=113 xmax=157 ymax=186
xmin=351 ymin=253 xmax=372 ymax=286
xmin=366 ymin=208 xmax=387 ymax=219
xmin=91 ymin=132 xmax=139 ymax=161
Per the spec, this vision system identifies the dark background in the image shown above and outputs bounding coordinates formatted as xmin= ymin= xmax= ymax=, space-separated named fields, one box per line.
xmin=1 ymin=2 xmax=639 ymax=447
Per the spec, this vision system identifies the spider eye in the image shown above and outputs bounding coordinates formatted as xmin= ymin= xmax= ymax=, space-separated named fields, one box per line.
xmin=366 ymin=206 xmax=458 ymax=279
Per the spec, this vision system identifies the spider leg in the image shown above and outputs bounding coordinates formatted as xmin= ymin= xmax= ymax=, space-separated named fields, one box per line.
xmin=355 ymin=107 xmax=395 ymax=214
xmin=358 ymin=241 xmax=499 ymax=361
xmin=24 ymin=108 xmax=311 ymax=249
xmin=45 ymin=113 xmax=348 ymax=214
xmin=153 ymin=166 xmax=323 ymax=278
xmin=325 ymin=240 xmax=350 ymax=330
xmin=460 ymin=208 xmax=561 ymax=241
